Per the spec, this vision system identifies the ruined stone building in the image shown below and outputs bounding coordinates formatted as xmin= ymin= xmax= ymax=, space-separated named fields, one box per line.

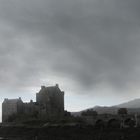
xmin=2 ymin=84 xmax=64 ymax=122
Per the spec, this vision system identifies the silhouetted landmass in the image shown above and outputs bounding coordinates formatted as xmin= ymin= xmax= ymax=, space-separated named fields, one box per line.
xmin=116 ymin=98 xmax=140 ymax=108
xmin=72 ymin=98 xmax=140 ymax=116
xmin=0 ymin=125 xmax=140 ymax=140
xmin=2 ymin=91 xmax=140 ymax=140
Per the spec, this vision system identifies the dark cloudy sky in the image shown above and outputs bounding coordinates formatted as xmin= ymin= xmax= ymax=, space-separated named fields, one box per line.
xmin=0 ymin=0 xmax=140 ymax=120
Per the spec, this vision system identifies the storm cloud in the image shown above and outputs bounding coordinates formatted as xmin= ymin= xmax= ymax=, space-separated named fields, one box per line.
xmin=0 ymin=0 xmax=140 ymax=101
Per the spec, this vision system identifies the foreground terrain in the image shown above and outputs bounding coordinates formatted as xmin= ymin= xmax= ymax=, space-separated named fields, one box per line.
xmin=0 ymin=125 xmax=140 ymax=140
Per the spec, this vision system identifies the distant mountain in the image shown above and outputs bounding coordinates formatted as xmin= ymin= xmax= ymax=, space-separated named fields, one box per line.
xmin=116 ymin=98 xmax=140 ymax=108
xmin=71 ymin=98 xmax=140 ymax=116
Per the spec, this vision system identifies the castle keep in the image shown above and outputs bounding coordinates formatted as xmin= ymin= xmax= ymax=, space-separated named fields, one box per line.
xmin=2 ymin=84 xmax=64 ymax=122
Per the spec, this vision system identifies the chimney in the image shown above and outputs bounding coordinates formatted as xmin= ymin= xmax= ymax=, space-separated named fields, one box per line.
xmin=56 ymin=84 xmax=59 ymax=87
xmin=41 ymin=86 xmax=45 ymax=89
xmin=30 ymin=100 xmax=33 ymax=103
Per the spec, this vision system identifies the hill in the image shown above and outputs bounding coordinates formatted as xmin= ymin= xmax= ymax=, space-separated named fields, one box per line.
xmin=116 ymin=98 xmax=140 ymax=108
xmin=71 ymin=98 xmax=140 ymax=116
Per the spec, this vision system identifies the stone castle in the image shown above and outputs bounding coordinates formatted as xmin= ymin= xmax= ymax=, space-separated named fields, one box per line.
xmin=2 ymin=84 xmax=64 ymax=122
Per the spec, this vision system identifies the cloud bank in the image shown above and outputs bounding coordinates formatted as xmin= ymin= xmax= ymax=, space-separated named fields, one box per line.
xmin=0 ymin=0 xmax=140 ymax=100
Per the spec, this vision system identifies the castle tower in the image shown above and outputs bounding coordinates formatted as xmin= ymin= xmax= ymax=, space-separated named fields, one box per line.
xmin=36 ymin=84 xmax=64 ymax=118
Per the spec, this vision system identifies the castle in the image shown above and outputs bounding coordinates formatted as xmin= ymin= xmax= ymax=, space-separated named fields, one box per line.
xmin=2 ymin=84 xmax=64 ymax=122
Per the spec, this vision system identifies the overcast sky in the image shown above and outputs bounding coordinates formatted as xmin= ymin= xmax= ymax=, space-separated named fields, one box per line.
xmin=0 ymin=0 xmax=140 ymax=120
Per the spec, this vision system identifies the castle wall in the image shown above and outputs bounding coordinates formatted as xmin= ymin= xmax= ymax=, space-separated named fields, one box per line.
xmin=23 ymin=101 xmax=40 ymax=118
xmin=2 ymin=98 xmax=23 ymax=122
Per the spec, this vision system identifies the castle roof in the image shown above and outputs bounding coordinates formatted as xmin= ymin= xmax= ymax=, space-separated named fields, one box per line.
xmin=3 ymin=98 xmax=23 ymax=104
xmin=39 ymin=84 xmax=63 ymax=94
